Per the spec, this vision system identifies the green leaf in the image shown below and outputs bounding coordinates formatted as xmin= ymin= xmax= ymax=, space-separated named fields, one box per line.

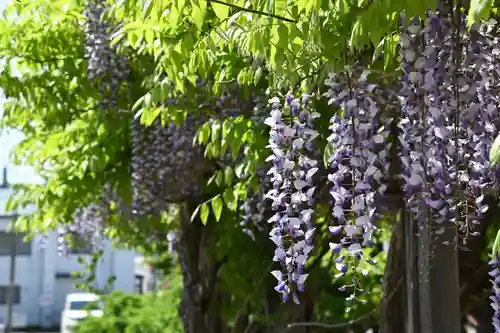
xmin=277 ymin=24 xmax=289 ymax=48
xmin=297 ymin=0 xmax=309 ymax=13
xmin=196 ymin=122 xmax=211 ymax=145
xmin=144 ymin=29 xmax=154 ymax=45
xmin=383 ymin=35 xmax=399 ymax=71
xmin=192 ymin=3 xmax=207 ymax=31
xmin=191 ymin=204 xmax=201 ymax=222
xmin=234 ymin=163 xmax=245 ymax=179
xmin=222 ymin=118 xmax=233 ymax=137
xmin=176 ymin=0 xmax=186 ymax=12
xmin=224 ymin=167 xmax=234 ymax=186
xmin=142 ymin=0 xmax=154 ymax=20
xmin=211 ymin=119 xmax=221 ymax=143
xmin=350 ymin=20 xmax=362 ymax=51
xmin=492 ymin=229 xmax=500 ymax=258
xmin=467 ymin=0 xmax=492 ymax=28
xmin=211 ymin=2 xmax=229 ymax=20
xmin=372 ymin=37 xmax=385 ymax=64
xmin=254 ymin=67 xmax=263 ymax=85
xmin=140 ymin=107 xmax=161 ymax=126
xmin=490 ymin=134 xmax=500 ymax=165
xmin=200 ymin=202 xmax=210 ymax=224
xmin=216 ymin=170 xmax=224 ymax=186
xmin=336 ymin=0 xmax=349 ymax=15
xmin=323 ymin=140 xmax=337 ymax=168
xmin=211 ymin=195 xmax=223 ymax=221
xmin=222 ymin=189 xmax=237 ymax=211
xmin=170 ymin=6 xmax=180 ymax=26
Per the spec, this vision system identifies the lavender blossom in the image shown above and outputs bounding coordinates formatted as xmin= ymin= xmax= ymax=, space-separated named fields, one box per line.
xmin=398 ymin=17 xmax=428 ymax=218
xmin=83 ymin=0 xmax=129 ymax=111
xmin=421 ymin=12 xmax=456 ymax=226
xmin=324 ymin=67 xmax=389 ymax=279
xmin=240 ymin=166 xmax=269 ymax=240
xmin=324 ymin=71 xmax=356 ymax=271
xmin=466 ymin=22 xmax=500 ymax=221
xmin=265 ymin=93 xmax=319 ymax=302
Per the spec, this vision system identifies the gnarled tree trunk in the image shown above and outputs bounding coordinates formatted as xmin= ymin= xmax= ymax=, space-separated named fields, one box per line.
xmin=177 ymin=202 xmax=226 ymax=333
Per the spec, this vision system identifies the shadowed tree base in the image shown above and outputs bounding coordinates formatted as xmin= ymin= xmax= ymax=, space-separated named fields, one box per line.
xmin=177 ymin=202 xmax=227 ymax=333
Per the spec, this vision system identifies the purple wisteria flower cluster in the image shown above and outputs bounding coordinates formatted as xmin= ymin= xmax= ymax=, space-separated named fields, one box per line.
xmin=469 ymin=18 xmax=500 ymax=331
xmin=130 ymin=81 xmax=261 ymax=219
xmin=56 ymin=189 xmax=112 ymax=255
xmin=398 ymin=16 xmax=429 ymax=221
xmin=131 ymin=115 xmax=209 ymax=221
xmin=51 ymin=0 xmax=132 ymax=256
xmin=83 ymin=0 xmax=129 ymax=110
xmin=265 ymin=93 xmax=320 ymax=302
xmin=261 ymin=10 xmax=500 ymax=315
xmin=324 ymin=67 xmax=390 ymax=281
xmin=240 ymin=166 xmax=270 ymax=240
xmin=398 ymin=11 xmax=500 ymax=242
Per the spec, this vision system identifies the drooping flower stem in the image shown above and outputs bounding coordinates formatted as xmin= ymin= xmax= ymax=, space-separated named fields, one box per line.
xmin=324 ymin=67 xmax=389 ymax=305
xmin=265 ymin=93 xmax=319 ymax=303
xmin=398 ymin=14 xmax=427 ymax=224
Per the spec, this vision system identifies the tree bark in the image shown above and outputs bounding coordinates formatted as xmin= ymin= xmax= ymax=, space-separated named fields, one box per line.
xmin=177 ymin=202 xmax=225 ymax=333
xmin=380 ymin=217 xmax=462 ymax=333
xmin=427 ymin=223 xmax=461 ymax=333
xmin=380 ymin=222 xmax=405 ymax=333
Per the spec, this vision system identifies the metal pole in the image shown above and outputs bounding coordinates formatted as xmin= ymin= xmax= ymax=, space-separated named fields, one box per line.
xmin=5 ymin=230 xmax=17 ymax=333
xmin=151 ymin=266 xmax=157 ymax=295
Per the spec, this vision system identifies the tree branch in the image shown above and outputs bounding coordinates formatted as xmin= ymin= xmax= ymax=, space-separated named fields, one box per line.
xmin=282 ymin=277 xmax=403 ymax=332
xmin=207 ymin=0 xmax=298 ymax=23
xmin=283 ymin=314 xmax=371 ymax=331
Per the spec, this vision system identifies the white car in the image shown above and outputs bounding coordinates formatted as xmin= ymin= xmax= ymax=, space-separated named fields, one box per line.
xmin=60 ymin=293 xmax=103 ymax=333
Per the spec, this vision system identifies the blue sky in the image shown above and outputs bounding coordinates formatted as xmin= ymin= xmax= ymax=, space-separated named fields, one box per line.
xmin=0 ymin=0 xmax=43 ymax=184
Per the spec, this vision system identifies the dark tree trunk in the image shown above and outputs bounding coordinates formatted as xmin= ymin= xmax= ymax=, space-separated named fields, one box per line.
xmin=177 ymin=202 xmax=226 ymax=333
xmin=380 ymin=218 xmax=462 ymax=333
xmin=459 ymin=196 xmax=499 ymax=333
xmin=380 ymin=222 xmax=406 ymax=333
xmin=427 ymin=224 xmax=461 ymax=333
xmin=379 ymin=108 xmax=408 ymax=333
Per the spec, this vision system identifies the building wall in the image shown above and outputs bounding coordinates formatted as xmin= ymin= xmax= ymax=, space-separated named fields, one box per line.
xmin=0 ymin=217 xmax=136 ymax=328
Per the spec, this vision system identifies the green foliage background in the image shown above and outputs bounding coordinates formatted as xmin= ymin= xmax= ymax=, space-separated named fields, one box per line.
xmin=1 ymin=0 xmax=499 ymax=330
xmin=74 ymin=271 xmax=183 ymax=333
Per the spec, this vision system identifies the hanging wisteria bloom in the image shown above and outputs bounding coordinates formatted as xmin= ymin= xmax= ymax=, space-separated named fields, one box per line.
xmin=240 ymin=166 xmax=270 ymax=240
xmin=56 ymin=196 xmax=110 ymax=256
xmin=465 ymin=21 xmax=500 ymax=223
xmin=420 ymin=12 xmax=457 ymax=228
xmin=398 ymin=16 xmax=429 ymax=221
xmin=83 ymin=0 xmax=129 ymax=111
xmin=470 ymin=17 xmax=500 ymax=330
xmin=324 ymin=67 xmax=389 ymax=282
xmin=265 ymin=93 xmax=319 ymax=303
xmin=253 ymin=7 xmax=500 ymax=325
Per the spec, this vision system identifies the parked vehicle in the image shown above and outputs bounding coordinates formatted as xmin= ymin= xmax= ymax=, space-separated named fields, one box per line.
xmin=59 ymin=293 xmax=103 ymax=333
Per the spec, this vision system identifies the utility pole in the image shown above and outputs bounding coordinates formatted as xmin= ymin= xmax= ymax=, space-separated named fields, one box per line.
xmin=1 ymin=167 xmax=7 ymax=188
xmin=1 ymin=167 xmax=17 ymax=333
xmin=5 ymin=230 xmax=16 ymax=333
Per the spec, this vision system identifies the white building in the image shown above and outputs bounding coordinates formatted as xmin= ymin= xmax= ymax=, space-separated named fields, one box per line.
xmin=0 ymin=187 xmax=137 ymax=328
